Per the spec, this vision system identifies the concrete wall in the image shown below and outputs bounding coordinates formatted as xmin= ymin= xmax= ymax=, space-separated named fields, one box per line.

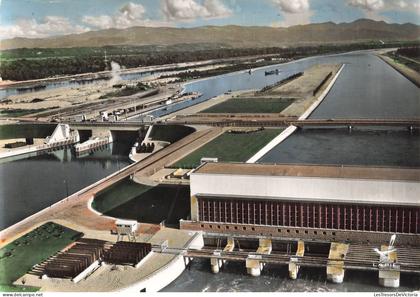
xmin=190 ymin=173 xmax=420 ymax=212
xmin=181 ymin=220 xmax=420 ymax=246
xmin=46 ymin=124 xmax=70 ymax=144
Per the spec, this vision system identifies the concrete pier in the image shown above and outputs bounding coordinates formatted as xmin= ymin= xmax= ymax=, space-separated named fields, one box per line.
xmin=210 ymin=237 xmax=235 ymax=273
xmin=326 ymin=242 xmax=349 ymax=283
xmin=246 ymin=238 xmax=272 ymax=276
xmin=210 ymin=251 xmax=223 ymax=274
xmin=378 ymin=245 xmax=400 ymax=288
xmin=289 ymin=240 xmax=304 ymax=279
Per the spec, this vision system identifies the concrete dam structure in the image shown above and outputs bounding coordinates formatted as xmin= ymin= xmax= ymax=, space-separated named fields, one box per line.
xmin=180 ymin=162 xmax=420 ymax=287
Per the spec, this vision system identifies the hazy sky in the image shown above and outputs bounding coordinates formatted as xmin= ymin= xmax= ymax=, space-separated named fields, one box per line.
xmin=0 ymin=0 xmax=419 ymax=39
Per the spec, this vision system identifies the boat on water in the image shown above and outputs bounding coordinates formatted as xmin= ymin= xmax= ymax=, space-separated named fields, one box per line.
xmin=265 ymin=69 xmax=280 ymax=76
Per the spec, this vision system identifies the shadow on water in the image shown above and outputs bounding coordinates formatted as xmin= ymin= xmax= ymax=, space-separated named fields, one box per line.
xmin=93 ymin=179 xmax=191 ymax=228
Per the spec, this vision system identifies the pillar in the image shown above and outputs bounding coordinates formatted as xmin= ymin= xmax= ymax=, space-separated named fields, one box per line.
xmin=327 ymin=242 xmax=349 ymax=284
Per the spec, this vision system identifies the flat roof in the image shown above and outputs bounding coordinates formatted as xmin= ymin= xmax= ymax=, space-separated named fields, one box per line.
xmin=194 ymin=162 xmax=420 ymax=182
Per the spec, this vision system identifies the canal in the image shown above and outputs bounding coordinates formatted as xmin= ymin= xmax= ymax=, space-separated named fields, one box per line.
xmin=0 ymin=142 xmax=131 ymax=230
xmin=141 ymin=51 xmax=420 ymax=119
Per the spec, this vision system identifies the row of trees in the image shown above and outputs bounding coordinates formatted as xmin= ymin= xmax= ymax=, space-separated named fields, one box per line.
xmin=396 ymin=46 xmax=420 ymax=59
xmin=2 ymin=41 xmax=419 ymax=81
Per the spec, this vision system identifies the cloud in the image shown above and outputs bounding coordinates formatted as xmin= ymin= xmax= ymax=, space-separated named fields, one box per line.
xmin=0 ymin=16 xmax=88 ymax=39
xmin=389 ymin=0 xmax=420 ymax=13
xmin=272 ymin=11 xmax=313 ymax=27
xmin=347 ymin=0 xmax=420 ymax=20
xmin=83 ymin=2 xmax=173 ymax=29
xmin=347 ymin=0 xmax=420 ymax=13
xmin=348 ymin=0 xmax=384 ymax=11
xmin=271 ymin=0 xmax=310 ymax=13
xmin=271 ymin=0 xmax=312 ymax=27
xmin=161 ymin=0 xmax=232 ymax=21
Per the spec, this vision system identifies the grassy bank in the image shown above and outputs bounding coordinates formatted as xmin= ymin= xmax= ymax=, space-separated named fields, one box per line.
xmin=380 ymin=54 xmax=420 ymax=87
xmin=200 ymin=98 xmax=294 ymax=114
xmin=0 ymin=222 xmax=82 ymax=291
xmin=172 ymin=129 xmax=282 ymax=169
xmin=0 ymin=124 xmax=55 ymax=140
xmin=94 ymin=180 xmax=190 ymax=226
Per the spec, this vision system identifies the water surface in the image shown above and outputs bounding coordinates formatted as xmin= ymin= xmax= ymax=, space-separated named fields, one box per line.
xmin=0 ymin=142 xmax=131 ymax=230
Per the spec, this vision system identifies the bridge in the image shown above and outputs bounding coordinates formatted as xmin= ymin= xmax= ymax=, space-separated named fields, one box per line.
xmin=18 ymin=118 xmax=420 ymax=131
xmin=167 ymin=117 xmax=420 ymax=129
xmin=67 ymin=121 xmax=145 ymax=131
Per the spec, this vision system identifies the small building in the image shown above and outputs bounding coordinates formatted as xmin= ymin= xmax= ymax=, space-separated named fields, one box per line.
xmin=115 ymin=219 xmax=138 ymax=242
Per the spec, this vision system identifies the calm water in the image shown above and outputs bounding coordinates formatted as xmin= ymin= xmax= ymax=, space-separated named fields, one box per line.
xmin=133 ymin=51 xmax=420 ymax=119
xmin=162 ymin=259 xmax=420 ymax=292
xmin=259 ymin=128 xmax=420 ymax=167
xmin=0 ymin=142 xmax=130 ymax=230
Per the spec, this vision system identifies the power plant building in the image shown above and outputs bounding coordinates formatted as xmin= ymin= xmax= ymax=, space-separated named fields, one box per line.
xmin=181 ymin=162 xmax=420 ymax=245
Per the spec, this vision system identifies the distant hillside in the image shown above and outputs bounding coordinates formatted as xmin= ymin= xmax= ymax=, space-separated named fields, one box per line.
xmin=1 ymin=19 xmax=419 ymax=50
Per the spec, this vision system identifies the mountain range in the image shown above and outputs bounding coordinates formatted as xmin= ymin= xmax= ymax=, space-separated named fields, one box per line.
xmin=1 ymin=19 xmax=419 ymax=50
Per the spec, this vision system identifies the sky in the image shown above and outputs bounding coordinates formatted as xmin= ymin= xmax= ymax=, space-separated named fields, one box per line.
xmin=0 ymin=0 xmax=419 ymax=39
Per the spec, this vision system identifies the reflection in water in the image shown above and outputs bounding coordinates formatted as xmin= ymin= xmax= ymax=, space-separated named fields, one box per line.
xmin=0 ymin=141 xmax=131 ymax=230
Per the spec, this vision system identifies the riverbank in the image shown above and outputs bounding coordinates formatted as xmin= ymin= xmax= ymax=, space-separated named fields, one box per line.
xmin=377 ymin=54 xmax=420 ymax=87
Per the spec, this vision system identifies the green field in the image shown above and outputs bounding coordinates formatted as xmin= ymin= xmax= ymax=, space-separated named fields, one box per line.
xmin=172 ymin=129 xmax=282 ymax=169
xmin=200 ymin=98 xmax=294 ymax=113
xmin=0 ymin=124 xmax=55 ymax=140
xmin=93 ymin=179 xmax=190 ymax=226
xmin=0 ymin=222 xmax=82 ymax=291
xmin=0 ymin=285 xmax=39 ymax=292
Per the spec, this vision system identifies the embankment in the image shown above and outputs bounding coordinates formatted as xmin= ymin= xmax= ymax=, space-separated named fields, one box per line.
xmin=378 ymin=54 xmax=420 ymax=88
